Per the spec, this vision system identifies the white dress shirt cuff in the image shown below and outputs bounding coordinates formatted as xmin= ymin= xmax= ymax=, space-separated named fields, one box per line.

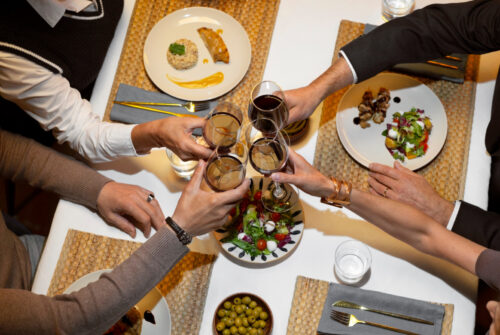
xmin=339 ymin=50 xmax=358 ymax=84
xmin=446 ymin=200 xmax=462 ymax=231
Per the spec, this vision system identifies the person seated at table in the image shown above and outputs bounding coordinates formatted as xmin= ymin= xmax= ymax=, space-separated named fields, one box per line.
xmin=284 ymin=0 xmax=500 ymax=221
xmin=0 ymin=0 xmax=211 ymax=162
xmin=0 ymin=129 xmax=249 ymax=334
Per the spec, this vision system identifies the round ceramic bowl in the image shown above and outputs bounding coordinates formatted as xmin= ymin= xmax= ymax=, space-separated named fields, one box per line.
xmin=212 ymin=292 xmax=273 ymax=335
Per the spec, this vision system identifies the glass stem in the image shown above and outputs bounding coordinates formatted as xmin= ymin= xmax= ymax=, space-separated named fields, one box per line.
xmin=273 ymin=181 xmax=285 ymax=199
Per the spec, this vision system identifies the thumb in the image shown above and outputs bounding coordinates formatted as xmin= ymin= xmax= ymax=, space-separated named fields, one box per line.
xmin=187 ymin=160 xmax=206 ymax=190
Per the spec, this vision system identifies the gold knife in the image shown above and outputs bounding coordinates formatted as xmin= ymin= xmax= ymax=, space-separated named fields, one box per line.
xmin=332 ymin=300 xmax=434 ymax=325
xmin=113 ymin=101 xmax=199 ymax=118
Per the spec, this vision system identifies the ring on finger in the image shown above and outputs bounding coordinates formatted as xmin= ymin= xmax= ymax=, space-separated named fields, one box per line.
xmin=146 ymin=194 xmax=155 ymax=203
xmin=383 ymin=187 xmax=389 ymax=198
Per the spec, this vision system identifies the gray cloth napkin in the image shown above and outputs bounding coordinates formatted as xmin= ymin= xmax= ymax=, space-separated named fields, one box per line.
xmin=110 ymin=83 xmax=217 ymax=136
xmin=364 ymin=24 xmax=468 ymax=84
xmin=317 ymin=283 xmax=445 ymax=335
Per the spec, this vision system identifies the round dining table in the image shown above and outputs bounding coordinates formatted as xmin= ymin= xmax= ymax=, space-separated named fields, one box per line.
xmin=32 ymin=0 xmax=500 ymax=334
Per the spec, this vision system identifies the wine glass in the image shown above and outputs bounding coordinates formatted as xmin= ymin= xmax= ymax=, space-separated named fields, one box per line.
xmin=248 ymin=81 xmax=289 ymax=134
xmin=203 ymin=102 xmax=243 ymax=149
xmin=204 ymin=141 xmax=248 ymax=192
xmin=247 ymin=118 xmax=298 ymax=213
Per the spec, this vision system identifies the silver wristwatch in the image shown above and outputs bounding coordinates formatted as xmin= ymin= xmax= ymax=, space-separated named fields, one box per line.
xmin=165 ymin=217 xmax=192 ymax=245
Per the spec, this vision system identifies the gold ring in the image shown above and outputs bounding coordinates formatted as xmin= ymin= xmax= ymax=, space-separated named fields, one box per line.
xmin=383 ymin=187 xmax=389 ymax=198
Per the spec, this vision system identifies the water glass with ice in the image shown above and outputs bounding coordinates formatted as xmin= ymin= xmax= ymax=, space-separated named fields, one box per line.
xmin=334 ymin=239 xmax=372 ymax=285
xmin=382 ymin=0 xmax=415 ymax=21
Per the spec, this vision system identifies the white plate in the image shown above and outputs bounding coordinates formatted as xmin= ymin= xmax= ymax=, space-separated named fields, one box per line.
xmin=214 ymin=177 xmax=304 ymax=266
xmin=64 ymin=269 xmax=171 ymax=335
xmin=336 ymin=73 xmax=447 ymax=171
xmin=143 ymin=7 xmax=251 ymax=101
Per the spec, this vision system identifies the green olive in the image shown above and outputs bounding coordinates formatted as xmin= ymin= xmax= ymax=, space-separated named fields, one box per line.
xmin=233 ymin=297 xmax=241 ymax=305
xmin=229 ymin=311 xmax=237 ymax=319
xmin=238 ymin=326 xmax=247 ymax=334
xmin=252 ymin=310 xmax=260 ymax=318
xmin=242 ymin=296 xmax=251 ymax=305
xmin=259 ymin=311 xmax=268 ymax=321
xmin=249 ymin=329 xmax=258 ymax=335
xmin=230 ymin=326 xmax=238 ymax=335
xmin=245 ymin=308 xmax=253 ymax=316
xmin=256 ymin=329 xmax=264 ymax=335
xmin=216 ymin=321 xmax=226 ymax=331
xmin=259 ymin=320 xmax=267 ymax=328
xmin=234 ymin=317 xmax=242 ymax=327
xmin=225 ymin=318 xmax=234 ymax=327
xmin=224 ymin=301 xmax=232 ymax=309
xmin=218 ymin=309 xmax=226 ymax=318
xmin=249 ymin=301 xmax=257 ymax=309
xmin=222 ymin=329 xmax=231 ymax=335
xmin=235 ymin=305 xmax=244 ymax=314
xmin=248 ymin=315 xmax=256 ymax=324
xmin=254 ymin=306 xmax=263 ymax=314
xmin=242 ymin=318 xmax=249 ymax=327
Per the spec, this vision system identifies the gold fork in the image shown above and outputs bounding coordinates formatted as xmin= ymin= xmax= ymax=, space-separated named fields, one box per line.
xmin=113 ymin=101 xmax=199 ymax=118
xmin=113 ymin=100 xmax=209 ymax=113
xmin=330 ymin=310 xmax=420 ymax=335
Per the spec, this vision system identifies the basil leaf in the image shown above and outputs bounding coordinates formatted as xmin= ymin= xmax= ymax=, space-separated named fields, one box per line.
xmin=169 ymin=43 xmax=185 ymax=55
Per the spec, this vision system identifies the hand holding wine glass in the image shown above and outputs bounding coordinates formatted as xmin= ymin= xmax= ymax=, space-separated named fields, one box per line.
xmin=203 ymin=102 xmax=243 ymax=149
xmin=204 ymin=141 xmax=248 ymax=192
xmin=248 ymin=81 xmax=289 ymax=133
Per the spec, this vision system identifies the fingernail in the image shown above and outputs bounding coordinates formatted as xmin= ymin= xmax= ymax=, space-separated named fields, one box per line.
xmin=271 ymin=174 xmax=280 ymax=181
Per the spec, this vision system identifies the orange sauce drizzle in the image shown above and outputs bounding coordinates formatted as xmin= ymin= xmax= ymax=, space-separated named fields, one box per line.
xmin=166 ymin=72 xmax=224 ymax=89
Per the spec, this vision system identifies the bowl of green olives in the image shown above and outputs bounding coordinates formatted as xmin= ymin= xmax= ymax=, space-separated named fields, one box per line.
xmin=213 ymin=292 xmax=273 ymax=335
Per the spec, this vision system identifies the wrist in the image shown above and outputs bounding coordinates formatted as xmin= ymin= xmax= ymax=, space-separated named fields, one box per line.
xmin=165 ymin=216 xmax=192 ymax=245
xmin=430 ymin=199 xmax=454 ymax=227
xmin=131 ymin=120 xmax=163 ymax=154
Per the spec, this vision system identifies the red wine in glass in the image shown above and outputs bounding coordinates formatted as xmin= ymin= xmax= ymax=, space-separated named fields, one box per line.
xmin=249 ymin=94 xmax=288 ymax=134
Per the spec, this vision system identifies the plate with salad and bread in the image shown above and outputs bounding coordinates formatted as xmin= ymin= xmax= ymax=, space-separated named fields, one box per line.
xmin=336 ymin=73 xmax=447 ymax=171
xmin=214 ymin=177 xmax=304 ymax=266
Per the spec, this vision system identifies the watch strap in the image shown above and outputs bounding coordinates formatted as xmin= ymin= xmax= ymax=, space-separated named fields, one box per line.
xmin=165 ymin=216 xmax=192 ymax=245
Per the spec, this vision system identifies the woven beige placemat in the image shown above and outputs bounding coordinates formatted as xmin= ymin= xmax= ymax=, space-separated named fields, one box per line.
xmin=47 ymin=229 xmax=216 ymax=335
xmin=314 ymin=20 xmax=479 ymax=201
xmin=103 ymin=0 xmax=281 ymax=121
xmin=286 ymin=276 xmax=454 ymax=335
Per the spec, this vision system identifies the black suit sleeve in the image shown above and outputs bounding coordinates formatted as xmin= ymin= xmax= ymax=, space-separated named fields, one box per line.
xmin=342 ymin=0 xmax=500 ymax=82
xmin=453 ymin=201 xmax=500 ymax=250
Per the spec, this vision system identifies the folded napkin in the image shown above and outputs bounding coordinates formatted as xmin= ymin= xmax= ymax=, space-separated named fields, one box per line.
xmin=110 ymin=84 xmax=217 ymax=136
xmin=364 ymin=24 xmax=468 ymax=84
xmin=317 ymin=283 xmax=445 ymax=335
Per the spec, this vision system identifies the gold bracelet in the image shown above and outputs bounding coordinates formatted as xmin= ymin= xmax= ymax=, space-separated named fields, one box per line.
xmin=320 ymin=177 xmax=352 ymax=208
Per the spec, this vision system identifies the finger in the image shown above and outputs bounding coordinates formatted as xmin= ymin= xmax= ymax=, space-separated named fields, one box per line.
xmin=107 ymin=212 xmax=137 ymax=238
xmin=148 ymin=199 xmax=166 ymax=230
xmin=185 ymin=139 xmax=212 ymax=160
xmin=183 ymin=116 xmax=206 ymax=130
xmin=369 ymin=162 xmax=400 ymax=180
xmin=368 ymin=187 xmax=379 ymax=196
xmin=122 ymin=198 xmax=153 ymax=238
xmin=368 ymin=171 xmax=398 ymax=189
xmin=271 ymin=171 xmax=298 ymax=185
xmin=135 ymin=197 xmax=163 ymax=234
xmin=216 ymin=179 xmax=250 ymax=204
xmin=187 ymin=160 xmax=206 ymax=191
xmin=367 ymin=176 xmax=392 ymax=198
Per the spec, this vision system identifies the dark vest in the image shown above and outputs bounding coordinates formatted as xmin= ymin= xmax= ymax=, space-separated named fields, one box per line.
xmin=0 ymin=0 xmax=124 ymax=144
xmin=0 ymin=0 xmax=124 ymax=91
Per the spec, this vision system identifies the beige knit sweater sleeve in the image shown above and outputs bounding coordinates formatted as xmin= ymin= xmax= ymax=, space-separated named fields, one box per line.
xmin=0 ymin=130 xmax=111 ymax=209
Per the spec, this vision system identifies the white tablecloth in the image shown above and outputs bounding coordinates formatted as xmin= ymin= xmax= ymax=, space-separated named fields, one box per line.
xmin=32 ymin=1 xmax=500 ymax=334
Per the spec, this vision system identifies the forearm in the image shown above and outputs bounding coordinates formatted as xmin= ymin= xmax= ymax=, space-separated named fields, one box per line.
xmin=131 ymin=119 xmax=163 ymax=154
xmin=346 ymin=189 xmax=484 ymax=274
xmin=0 ymin=51 xmax=138 ymax=162
xmin=308 ymin=57 xmax=354 ymax=102
xmin=0 ymin=130 xmax=110 ymax=209
xmin=0 ymin=226 xmax=188 ymax=335
xmin=342 ymin=0 xmax=500 ymax=81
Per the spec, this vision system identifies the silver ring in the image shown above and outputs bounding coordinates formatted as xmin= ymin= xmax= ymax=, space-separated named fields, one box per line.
xmin=147 ymin=194 xmax=155 ymax=203
xmin=383 ymin=187 xmax=389 ymax=198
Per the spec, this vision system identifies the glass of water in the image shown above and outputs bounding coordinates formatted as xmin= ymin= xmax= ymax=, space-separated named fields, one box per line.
xmin=166 ymin=148 xmax=198 ymax=180
xmin=382 ymin=0 xmax=415 ymax=21
xmin=334 ymin=239 xmax=372 ymax=285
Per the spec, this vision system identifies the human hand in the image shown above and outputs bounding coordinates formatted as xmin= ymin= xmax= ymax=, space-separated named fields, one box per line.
xmin=172 ymin=160 xmax=250 ymax=236
xmin=96 ymin=182 xmax=165 ymax=238
xmin=368 ymin=161 xmax=454 ymax=226
xmin=270 ymin=149 xmax=333 ymax=198
xmin=132 ymin=117 xmax=212 ymax=161
xmin=284 ymin=85 xmax=322 ymax=124
xmin=487 ymin=300 xmax=500 ymax=335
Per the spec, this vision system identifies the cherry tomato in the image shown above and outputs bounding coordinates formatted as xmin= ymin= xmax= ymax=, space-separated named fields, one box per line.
xmin=423 ymin=130 xmax=429 ymax=143
xmin=239 ymin=198 xmax=249 ymax=212
xmin=271 ymin=212 xmax=281 ymax=222
xmin=274 ymin=233 xmax=286 ymax=241
xmin=253 ymin=190 xmax=262 ymax=201
xmin=256 ymin=239 xmax=267 ymax=251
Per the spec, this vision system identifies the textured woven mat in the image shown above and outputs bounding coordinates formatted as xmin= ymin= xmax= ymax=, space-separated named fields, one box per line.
xmin=103 ymin=0 xmax=281 ymax=121
xmin=286 ymin=276 xmax=454 ymax=335
xmin=47 ymin=229 xmax=216 ymax=335
xmin=314 ymin=20 xmax=479 ymax=201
